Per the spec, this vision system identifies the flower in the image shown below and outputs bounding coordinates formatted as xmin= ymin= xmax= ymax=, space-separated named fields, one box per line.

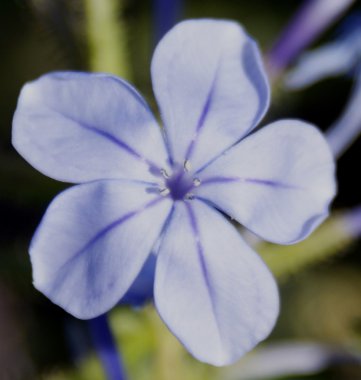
xmin=12 ymin=19 xmax=336 ymax=366
xmin=267 ymin=0 xmax=355 ymax=78
xmin=285 ymin=13 xmax=361 ymax=157
xmin=285 ymin=13 xmax=361 ymax=89
xmin=228 ymin=341 xmax=361 ymax=380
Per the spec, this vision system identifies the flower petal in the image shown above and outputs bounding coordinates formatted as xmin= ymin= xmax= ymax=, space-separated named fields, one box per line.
xmin=196 ymin=120 xmax=336 ymax=244
xmin=155 ymin=200 xmax=279 ymax=366
xmin=285 ymin=42 xmax=356 ymax=89
xmin=31 ymin=180 xmax=172 ymax=319
xmin=13 ymin=72 xmax=169 ymax=183
xmin=229 ymin=342 xmax=346 ymax=380
xmin=326 ymin=70 xmax=361 ymax=157
xmin=151 ymin=19 xmax=269 ymax=171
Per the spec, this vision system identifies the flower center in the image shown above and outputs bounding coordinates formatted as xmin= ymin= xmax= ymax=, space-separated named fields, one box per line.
xmin=159 ymin=161 xmax=201 ymax=201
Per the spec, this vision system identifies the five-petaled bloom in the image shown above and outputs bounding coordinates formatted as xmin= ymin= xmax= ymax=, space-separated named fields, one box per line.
xmin=12 ymin=20 xmax=336 ymax=366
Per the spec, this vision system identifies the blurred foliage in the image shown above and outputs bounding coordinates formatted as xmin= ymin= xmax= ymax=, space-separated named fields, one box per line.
xmin=84 ymin=0 xmax=131 ymax=77
xmin=1 ymin=0 xmax=361 ymax=379
xmin=278 ymin=265 xmax=361 ymax=345
xmin=258 ymin=212 xmax=354 ymax=281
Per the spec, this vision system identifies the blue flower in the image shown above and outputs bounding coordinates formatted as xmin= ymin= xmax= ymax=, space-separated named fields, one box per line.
xmin=12 ymin=20 xmax=336 ymax=366
xmin=286 ymin=13 xmax=361 ymax=89
xmin=286 ymin=13 xmax=361 ymax=158
xmin=267 ymin=0 xmax=355 ymax=78
xmin=229 ymin=341 xmax=361 ymax=379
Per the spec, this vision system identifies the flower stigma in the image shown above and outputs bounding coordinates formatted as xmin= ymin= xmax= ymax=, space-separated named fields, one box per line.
xmin=158 ymin=161 xmax=201 ymax=201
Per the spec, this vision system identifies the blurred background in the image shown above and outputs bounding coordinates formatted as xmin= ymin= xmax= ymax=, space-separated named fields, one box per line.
xmin=1 ymin=0 xmax=361 ymax=379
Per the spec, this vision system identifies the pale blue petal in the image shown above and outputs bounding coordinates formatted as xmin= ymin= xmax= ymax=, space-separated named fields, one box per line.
xmin=31 ymin=180 xmax=172 ymax=319
xmin=267 ymin=0 xmax=355 ymax=76
xmin=151 ymin=19 xmax=269 ymax=171
xmin=196 ymin=120 xmax=336 ymax=244
xmin=229 ymin=342 xmax=353 ymax=380
xmin=155 ymin=201 xmax=279 ymax=366
xmin=285 ymin=42 xmax=356 ymax=89
xmin=13 ymin=72 xmax=169 ymax=183
xmin=326 ymin=70 xmax=361 ymax=157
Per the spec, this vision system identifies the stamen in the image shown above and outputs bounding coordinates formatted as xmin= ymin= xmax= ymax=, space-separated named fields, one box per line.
xmin=185 ymin=193 xmax=195 ymax=200
xmin=160 ymin=168 xmax=170 ymax=179
xmin=193 ymin=178 xmax=201 ymax=187
xmin=159 ymin=188 xmax=170 ymax=196
xmin=184 ymin=160 xmax=191 ymax=172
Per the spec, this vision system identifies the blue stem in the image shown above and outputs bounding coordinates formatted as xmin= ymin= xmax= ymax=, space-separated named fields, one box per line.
xmin=88 ymin=314 xmax=126 ymax=380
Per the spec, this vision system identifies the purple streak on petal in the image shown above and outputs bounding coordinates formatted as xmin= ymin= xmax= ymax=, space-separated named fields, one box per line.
xmin=80 ymin=124 xmax=160 ymax=172
xmin=184 ymin=202 xmax=217 ymax=319
xmin=88 ymin=314 xmax=126 ymax=380
xmin=46 ymin=105 xmax=161 ymax=172
xmin=243 ymin=178 xmax=301 ymax=189
xmin=185 ymin=71 xmax=217 ymax=161
xmin=185 ymin=42 xmax=268 ymax=165
xmin=200 ymin=176 xmax=301 ymax=189
xmin=82 ymin=125 xmax=147 ymax=160
xmin=267 ymin=0 xmax=355 ymax=78
xmin=77 ymin=198 xmax=162 ymax=254
xmin=200 ymin=176 xmax=240 ymax=185
xmin=51 ymin=196 xmax=165 ymax=292
xmin=70 ymin=197 xmax=162 ymax=260
xmin=153 ymin=0 xmax=183 ymax=43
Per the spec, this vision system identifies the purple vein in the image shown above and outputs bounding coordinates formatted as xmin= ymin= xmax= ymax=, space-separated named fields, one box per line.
xmin=185 ymin=203 xmax=222 ymax=341
xmin=201 ymin=176 xmax=301 ymax=189
xmin=76 ymin=197 xmax=164 ymax=257
xmin=243 ymin=178 xmax=300 ymax=189
xmin=185 ymin=200 xmax=260 ymax=340
xmin=79 ymin=124 xmax=161 ymax=172
xmin=82 ymin=125 xmax=146 ymax=159
xmin=52 ymin=197 xmax=165 ymax=288
xmin=184 ymin=64 xmax=220 ymax=161
xmin=46 ymin=105 xmax=161 ymax=172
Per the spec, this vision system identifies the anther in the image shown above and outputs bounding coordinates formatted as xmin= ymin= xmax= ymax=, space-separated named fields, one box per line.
xmin=159 ymin=188 xmax=170 ymax=196
xmin=185 ymin=193 xmax=195 ymax=200
xmin=193 ymin=178 xmax=201 ymax=187
xmin=184 ymin=160 xmax=191 ymax=172
xmin=160 ymin=168 xmax=170 ymax=179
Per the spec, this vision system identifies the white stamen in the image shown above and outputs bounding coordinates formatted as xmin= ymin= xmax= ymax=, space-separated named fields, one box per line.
xmin=193 ymin=178 xmax=201 ymax=187
xmin=160 ymin=168 xmax=170 ymax=179
xmin=159 ymin=188 xmax=170 ymax=196
xmin=185 ymin=193 xmax=195 ymax=200
xmin=184 ymin=160 xmax=191 ymax=172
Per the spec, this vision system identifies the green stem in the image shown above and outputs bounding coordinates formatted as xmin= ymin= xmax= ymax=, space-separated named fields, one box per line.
xmin=83 ymin=0 xmax=131 ymax=79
